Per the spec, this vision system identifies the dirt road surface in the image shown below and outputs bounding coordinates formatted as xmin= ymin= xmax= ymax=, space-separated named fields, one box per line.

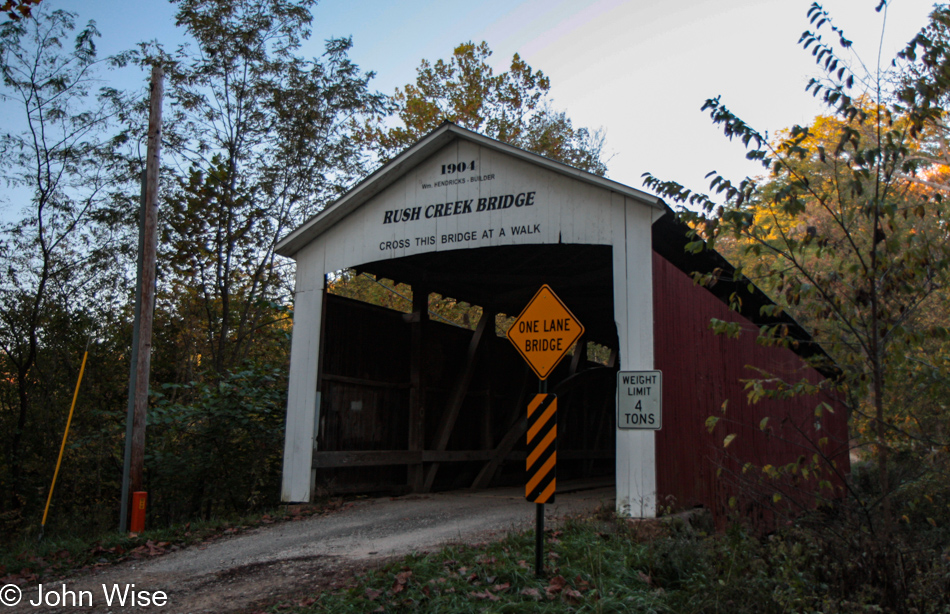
xmin=7 ymin=483 xmax=614 ymax=613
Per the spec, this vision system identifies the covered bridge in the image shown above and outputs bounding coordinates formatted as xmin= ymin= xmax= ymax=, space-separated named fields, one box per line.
xmin=275 ymin=122 xmax=849 ymax=522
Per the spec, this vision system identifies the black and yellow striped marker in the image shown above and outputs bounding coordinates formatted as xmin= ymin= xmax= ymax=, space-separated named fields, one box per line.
xmin=526 ymin=393 xmax=556 ymax=504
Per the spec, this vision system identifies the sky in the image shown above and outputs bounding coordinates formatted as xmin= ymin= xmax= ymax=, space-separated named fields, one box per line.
xmin=41 ymin=0 xmax=942 ymax=199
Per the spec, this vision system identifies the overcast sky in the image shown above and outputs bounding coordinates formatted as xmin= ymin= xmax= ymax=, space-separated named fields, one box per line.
xmin=43 ymin=0 xmax=941 ymax=199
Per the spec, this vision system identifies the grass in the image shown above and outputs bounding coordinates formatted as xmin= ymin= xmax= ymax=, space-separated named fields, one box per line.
xmin=5 ymin=488 xmax=949 ymax=613
xmin=260 ymin=509 xmax=950 ymax=614
xmin=276 ymin=521 xmax=665 ymax=613
xmin=262 ymin=515 xmax=775 ymax=614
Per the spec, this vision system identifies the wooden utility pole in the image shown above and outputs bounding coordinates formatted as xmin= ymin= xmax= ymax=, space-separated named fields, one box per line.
xmin=118 ymin=171 xmax=146 ymax=532
xmin=129 ymin=64 xmax=163 ymax=502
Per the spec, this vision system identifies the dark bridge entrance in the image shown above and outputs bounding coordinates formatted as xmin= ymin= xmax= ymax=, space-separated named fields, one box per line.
xmin=311 ymin=243 xmax=618 ymax=496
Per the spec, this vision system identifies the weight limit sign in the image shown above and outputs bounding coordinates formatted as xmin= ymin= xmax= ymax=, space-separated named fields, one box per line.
xmin=526 ymin=393 xmax=557 ymax=503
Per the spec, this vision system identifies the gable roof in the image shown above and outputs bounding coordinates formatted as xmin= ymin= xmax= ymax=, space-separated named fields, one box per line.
xmin=275 ymin=121 xmax=665 ymax=257
xmin=275 ymin=121 xmax=838 ymax=378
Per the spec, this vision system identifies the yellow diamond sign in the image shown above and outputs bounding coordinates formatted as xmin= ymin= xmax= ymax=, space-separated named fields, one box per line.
xmin=507 ymin=285 xmax=585 ymax=380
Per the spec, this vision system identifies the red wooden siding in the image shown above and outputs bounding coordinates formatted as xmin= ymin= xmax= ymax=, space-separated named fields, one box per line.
xmin=653 ymin=252 xmax=850 ymax=526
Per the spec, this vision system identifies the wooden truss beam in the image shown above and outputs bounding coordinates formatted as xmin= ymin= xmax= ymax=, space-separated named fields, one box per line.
xmin=470 ymin=369 xmax=532 ymax=490
xmin=408 ymin=286 xmax=428 ymax=491
xmin=422 ymin=310 xmax=491 ymax=492
xmin=311 ymin=449 xmax=612 ymax=468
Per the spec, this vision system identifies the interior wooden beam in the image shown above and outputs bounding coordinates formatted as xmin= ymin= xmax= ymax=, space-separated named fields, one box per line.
xmin=311 ymin=448 xmax=612 ymax=469
xmin=407 ymin=286 xmax=428 ymax=492
xmin=470 ymin=366 xmax=532 ymax=489
xmin=321 ymin=373 xmax=411 ymax=389
xmin=569 ymin=335 xmax=588 ymax=375
xmin=422 ymin=310 xmax=491 ymax=492
xmin=470 ymin=416 xmax=527 ymax=490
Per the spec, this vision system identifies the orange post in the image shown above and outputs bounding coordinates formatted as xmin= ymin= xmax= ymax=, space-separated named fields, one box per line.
xmin=130 ymin=491 xmax=147 ymax=534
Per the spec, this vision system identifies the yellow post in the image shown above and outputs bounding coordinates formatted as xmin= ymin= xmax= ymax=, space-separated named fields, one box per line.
xmin=40 ymin=348 xmax=89 ymax=537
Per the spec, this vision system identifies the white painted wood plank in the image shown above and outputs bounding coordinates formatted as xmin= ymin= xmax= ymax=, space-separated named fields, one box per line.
xmin=321 ymin=142 xmax=620 ymax=271
xmin=614 ymin=198 xmax=657 ymax=518
xmin=281 ymin=241 xmax=325 ymax=503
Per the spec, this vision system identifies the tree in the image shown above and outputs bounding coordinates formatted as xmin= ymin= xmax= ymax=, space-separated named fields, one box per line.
xmin=0 ymin=8 xmax=132 ymax=511
xmin=143 ymin=0 xmax=385 ymax=378
xmin=643 ymin=2 xmax=950 ymax=539
xmin=365 ymin=41 xmax=608 ymax=175
xmin=895 ymin=5 xmax=950 ymax=192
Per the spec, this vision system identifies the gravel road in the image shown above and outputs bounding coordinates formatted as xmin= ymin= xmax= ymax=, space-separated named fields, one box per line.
xmin=7 ymin=483 xmax=614 ymax=613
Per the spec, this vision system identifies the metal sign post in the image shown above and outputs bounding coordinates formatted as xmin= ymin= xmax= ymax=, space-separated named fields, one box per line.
xmin=507 ymin=285 xmax=583 ymax=577
xmin=526 ymin=389 xmax=556 ymax=577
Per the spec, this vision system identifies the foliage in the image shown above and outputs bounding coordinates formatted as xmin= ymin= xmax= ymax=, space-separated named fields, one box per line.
xmin=0 ymin=0 xmax=389 ymax=539
xmin=268 ymin=512 xmax=950 ymax=613
xmin=896 ymin=4 xmax=950 ymax=191
xmin=643 ymin=2 xmax=950 ymax=533
xmin=0 ymin=6 xmax=134 ymax=515
xmin=327 ymin=271 xmax=413 ymax=313
xmin=147 ymin=366 xmax=287 ymax=524
xmin=364 ymin=40 xmax=608 ymax=175
xmin=327 ymin=271 xmax=497 ymax=331
xmin=1 ymin=0 xmax=41 ymax=21
xmin=136 ymin=0 xmax=384 ymax=380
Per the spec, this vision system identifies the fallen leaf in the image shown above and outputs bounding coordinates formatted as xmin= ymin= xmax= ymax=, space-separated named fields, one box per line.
xmin=391 ymin=570 xmax=412 ymax=594
xmin=520 ymin=587 xmax=541 ymax=600
xmin=365 ymin=588 xmax=381 ymax=600
xmin=470 ymin=590 xmax=500 ymax=601
xmin=145 ymin=540 xmax=166 ymax=556
xmin=492 ymin=582 xmax=511 ymax=592
xmin=546 ymin=575 xmax=567 ymax=596
xmin=638 ymin=571 xmax=652 ymax=586
xmin=563 ymin=588 xmax=583 ymax=604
